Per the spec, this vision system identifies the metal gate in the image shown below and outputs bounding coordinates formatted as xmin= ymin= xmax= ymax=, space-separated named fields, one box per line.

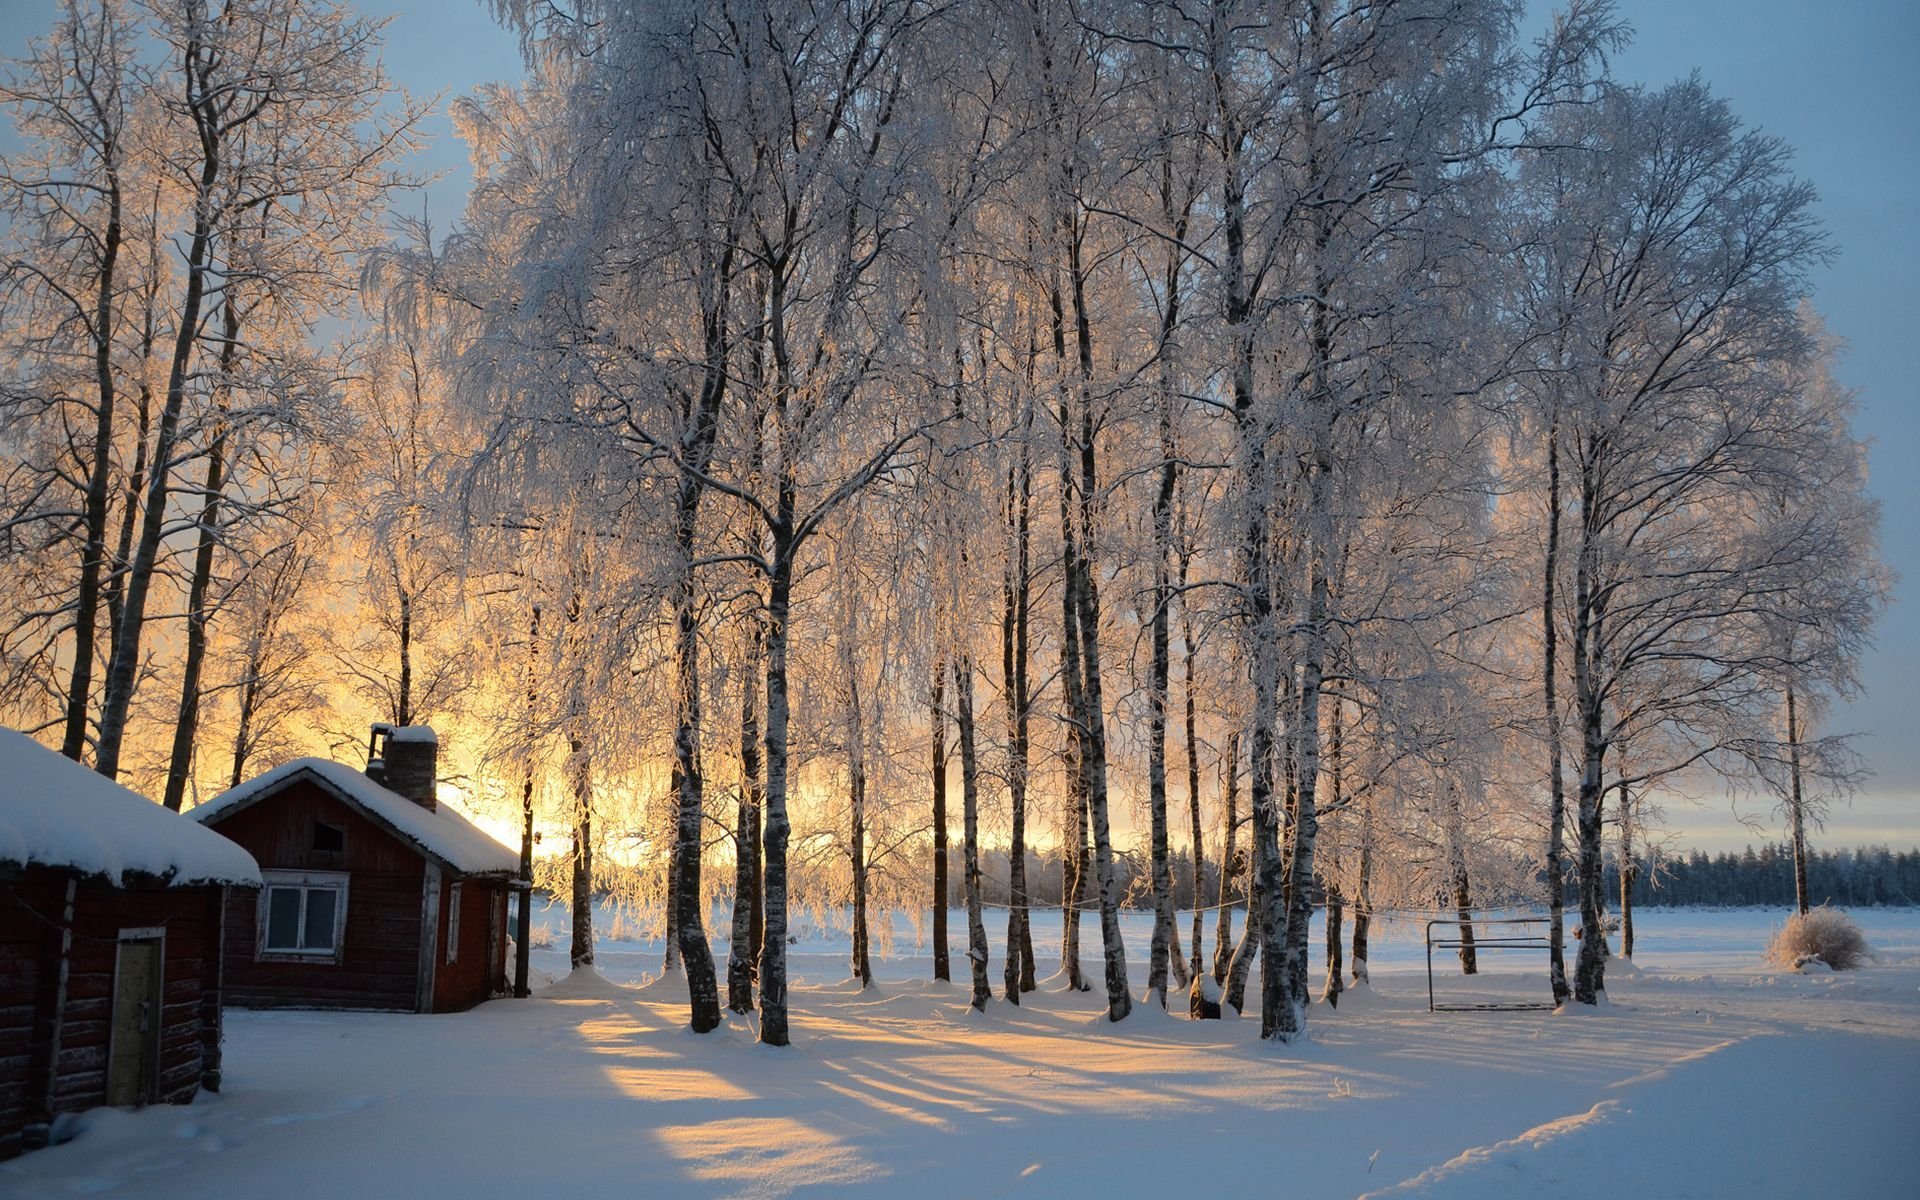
xmin=1424 ymin=917 xmax=1555 ymax=1012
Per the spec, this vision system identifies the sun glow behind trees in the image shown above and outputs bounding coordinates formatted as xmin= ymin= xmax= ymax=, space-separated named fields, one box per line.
xmin=0 ymin=0 xmax=1887 ymax=1045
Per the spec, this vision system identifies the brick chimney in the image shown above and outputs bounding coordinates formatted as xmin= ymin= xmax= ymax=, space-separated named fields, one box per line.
xmin=366 ymin=722 xmax=438 ymax=810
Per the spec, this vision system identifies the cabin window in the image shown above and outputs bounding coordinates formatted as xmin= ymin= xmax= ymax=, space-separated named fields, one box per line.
xmin=258 ymin=870 xmax=349 ymax=959
xmin=312 ymin=821 xmax=345 ymax=853
xmin=446 ymin=882 xmax=462 ymax=963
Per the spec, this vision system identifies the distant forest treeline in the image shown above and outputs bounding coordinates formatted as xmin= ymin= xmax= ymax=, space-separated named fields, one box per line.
xmin=571 ymin=842 xmax=1920 ymax=921
xmin=967 ymin=843 xmax=1920 ymax=912
xmin=1610 ymin=843 xmax=1920 ymax=909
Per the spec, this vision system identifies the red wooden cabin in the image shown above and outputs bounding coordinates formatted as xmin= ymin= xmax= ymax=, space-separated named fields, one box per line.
xmin=0 ymin=729 xmax=261 ymax=1160
xmin=192 ymin=726 xmax=523 ymax=1014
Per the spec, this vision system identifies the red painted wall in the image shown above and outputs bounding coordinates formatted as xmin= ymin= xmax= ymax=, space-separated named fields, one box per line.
xmin=205 ymin=779 xmax=426 ymax=1011
xmin=2 ymin=867 xmax=225 ymax=1160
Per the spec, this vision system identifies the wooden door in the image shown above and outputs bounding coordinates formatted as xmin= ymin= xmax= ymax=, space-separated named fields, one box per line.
xmin=107 ymin=936 xmax=163 ymax=1106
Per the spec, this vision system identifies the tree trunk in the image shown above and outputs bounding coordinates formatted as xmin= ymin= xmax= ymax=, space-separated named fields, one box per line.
xmin=1213 ymin=731 xmax=1240 ymax=983
xmin=1543 ymin=417 xmax=1570 ymax=1004
xmin=1184 ymin=592 xmax=1205 ymax=983
xmin=1453 ymin=863 xmax=1478 ymax=975
xmin=1322 ymin=888 xmax=1343 ymax=1007
xmin=1056 ymin=441 xmax=1090 ymax=994
xmin=59 ymin=140 xmax=123 ymax=763
xmin=94 ymin=124 xmax=222 ymax=779
xmin=672 ymin=584 xmax=722 ymax=1027
xmin=394 ymin=586 xmax=413 ymax=726
xmin=1224 ymin=875 xmax=1262 ymax=1014
xmin=1002 ymin=431 xmax=1034 ymax=1000
xmin=758 ymin=528 xmax=797 ymax=1046
xmin=729 ymin=616 xmax=764 ymax=1012
xmin=1145 ymin=337 xmax=1178 ymax=1009
xmin=161 ymin=434 xmax=227 ymax=811
xmin=930 ymin=658 xmax=950 ymax=981
xmin=1352 ymin=788 xmax=1372 ymax=986
xmin=1269 ymin=211 xmax=1337 ymax=1042
xmin=663 ymin=815 xmax=682 ymax=972
xmin=569 ymin=734 xmax=594 ymax=969
xmin=847 ymin=663 xmax=872 ymax=989
xmin=1571 ymin=467 xmax=1609 ymax=1005
xmin=1322 ymin=703 xmax=1345 ymax=1003
xmin=514 ymin=607 xmax=539 ymax=999
xmin=105 ymin=334 xmax=154 ymax=658
xmin=1063 ymin=230 xmax=1131 ymax=1021
xmin=163 ymin=299 xmax=240 ymax=811
xmin=1618 ymin=782 xmax=1635 ymax=959
xmin=955 ymin=658 xmax=991 ymax=1010
xmin=1786 ymin=683 xmax=1809 ymax=915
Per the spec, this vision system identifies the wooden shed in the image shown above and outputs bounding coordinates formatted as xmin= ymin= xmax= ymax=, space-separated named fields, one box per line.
xmin=192 ymin=725 xmax=524 ymax=1014
xmin=0 ymin=729 xmax=262 ymax=1160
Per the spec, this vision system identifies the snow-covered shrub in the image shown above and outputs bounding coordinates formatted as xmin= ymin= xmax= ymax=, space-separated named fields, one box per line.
xmin=527 ymin=923 xmax=555 ymax=950
xmin=1765 ymin=908 xmax=1873 ymax=972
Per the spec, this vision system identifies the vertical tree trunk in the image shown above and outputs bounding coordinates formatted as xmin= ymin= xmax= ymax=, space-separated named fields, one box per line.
xmin=1213 ymin=731 xmax=1240 ymax=983
xmin=672 ymin=584 xmax=722 ymax=1029
xmin=1453 ymin=863 xmax=1479 ymax=975
xmin=569 ymin=734 xmax=594 ymax=970
xmin=1322 ymin=702 xmax=1345 ymax=1004
xmin=1322 ymin=888 xmax=1343 ymax=1007
xmin=1571 ymin=460 xmax=1609 ymax=1004
xmin=514 ymin=604 xmax=540 ymax=1000
xmin=1064 ymin=231 xmax=1130 ymax=1021
xmin=729 ymin=616 xmax=764 ymax=1012
xmin=1270 ymin=209 xmax=1337 ymax=1042
xmin=161 ymin=435 xmax=228 ymax=811
xmin=846 ymin=662 xmax=872 ymax=989
xmin=1351 ymin=788 xmax=1372 ymax=986
xmin=663 ymin=812 xmax=682 ymax=971
xmin=1224 ymin=875 xmax=1262 ymax=1014
xmin=1618 ymin=782 xmax=1635 ymax=959
xmin=1184 ymin=590 xmax=1205 ymax=983
xmin=930 ymin=658 xmax=950 ymax=981
xmin=1785 ymin=683 xmax=1809 ymax=915
xmin=1442 ymin=775 xmax=1478 ymax=975
xmin=163 ymin=299 xmax=240 ymax=811
xmin=1002 ymin=427 xmax=1035 ymax=999
xmin=60 ymin=116 xmax=124 ymax=763
xmin=1543 ymin=418 xmax=1570 ymax=1004
xmin=758 ymin=534 xmax=796 ymax=1045
xmin=1056 ymin=439 xmax=1090 ymax=994
xmin=955 ymin=658 xmax=991 ymax=1009
xmin=394 ymin=585 xmax=413 ymax=726
xmin=1145 ymin=328 xmax=1179 ymax=1009
xmin=93 ymin=98 xmax=223 ymax=778
xmin=105 ymin=324 xmax=154 ymax=657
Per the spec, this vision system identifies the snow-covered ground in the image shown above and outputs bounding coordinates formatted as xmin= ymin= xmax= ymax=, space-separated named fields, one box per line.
xmin=6 ymin=905 xmax=1917 ymax=1199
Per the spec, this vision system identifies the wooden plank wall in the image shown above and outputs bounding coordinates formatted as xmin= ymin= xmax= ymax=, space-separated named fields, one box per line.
xmin=432 ymin=877 xmax=509 ymax=1012
xmin=209 ymin=779 xmax=426 ymax=1011
xmin=2 ymin=868 xmax=224 ymax=1160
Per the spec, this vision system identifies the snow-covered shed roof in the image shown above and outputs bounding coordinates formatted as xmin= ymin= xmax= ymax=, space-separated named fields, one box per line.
xmin=0 ymin=728 xmax=263 ymax=888
xmin=192 ymin=757 xmax=520 ymax=878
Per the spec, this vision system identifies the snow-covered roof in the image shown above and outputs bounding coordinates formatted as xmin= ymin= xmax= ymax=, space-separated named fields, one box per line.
xmin=0 ymin=728 xmax=263 ymax=888
xmin=192 ymin=757 xmax=520 ymax=878
xmin=384 ymin=725 xmax=438 ymax=744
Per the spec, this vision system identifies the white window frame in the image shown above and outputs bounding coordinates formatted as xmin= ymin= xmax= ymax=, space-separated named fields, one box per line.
xmin=257 ymin=869 xmax=349 ymax=962
xmin=446 ymin=882 xmax=462 ymax=964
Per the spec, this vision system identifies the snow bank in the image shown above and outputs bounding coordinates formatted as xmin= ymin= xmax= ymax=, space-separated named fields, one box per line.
xmin=0 ymin=728 xmax=261 ymax=887
xmin=192 ymin=758 xmax=519 ymax=876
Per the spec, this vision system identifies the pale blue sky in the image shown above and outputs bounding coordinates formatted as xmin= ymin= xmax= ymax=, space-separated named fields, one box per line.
xmin=1578 ymin=0 xmax=1920 ymax=851
xmin=3 ymin=0 xmax=1912 ymax=852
